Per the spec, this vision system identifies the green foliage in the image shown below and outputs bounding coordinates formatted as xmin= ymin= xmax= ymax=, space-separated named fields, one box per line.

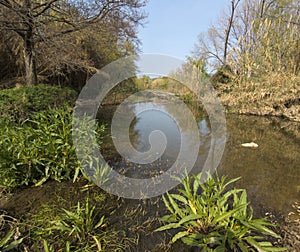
xmin=187 ymin=56 xmax=210 ymax=78
xmin=156 ymin=173 xmax=286 ymax=251
xmin=102 ymin=78 xmax=139 ymax=105
xmin=27 ymin=199 xmax=126 ymax=251
xmin=48 ymin=199 xmax=106 ymax=250
xmin=0 ymin=85 xmax=77 ymax=122
xmin=0 ymin=107 xmax=106 ymax=189
xmin=0 ymin=213 xmax=24 ymax=251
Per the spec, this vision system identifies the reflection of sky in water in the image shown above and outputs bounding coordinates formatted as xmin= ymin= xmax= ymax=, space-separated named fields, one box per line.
xmin=130 ymin=103 xmax=182 ymax=161
xmin=198 ymin=119 xmax=211 ymax=136
xmin=100 ymin=102 xmax=300 ymax=215
xmin=124 ymin=102 xmax=211 ymax=179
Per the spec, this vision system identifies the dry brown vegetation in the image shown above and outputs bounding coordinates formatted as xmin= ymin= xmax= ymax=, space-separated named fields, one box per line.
xmin=218 ymin=74 xmax=300 ymax=122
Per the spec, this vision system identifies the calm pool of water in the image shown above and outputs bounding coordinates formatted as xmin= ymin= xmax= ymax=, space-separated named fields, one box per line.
xmin=99 ymin=100 xmax=300 ymax=215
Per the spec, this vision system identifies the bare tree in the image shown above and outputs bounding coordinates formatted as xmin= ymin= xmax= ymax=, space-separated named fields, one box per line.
xmin=223 ymin=0 xmax=240 ymax=65
xmin=193 ymin=0 xmax=240 ymax=71
xmin=193 ymin=0 xmax=300 ymax=80
xmin=0 ymin=0 xmax=146 ymax=85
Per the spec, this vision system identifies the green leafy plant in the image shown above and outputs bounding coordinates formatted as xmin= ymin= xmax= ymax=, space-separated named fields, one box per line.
xmin=0 ymin=107 xmax=106 ymax=189
xmin=40 ymin=239 xmax=70 ymax=252
xmin=156 ymin=173 xmax=286 ymax=251
xmin=41 ymin=199 xmax=123 ymax=251
xmin=24 ymin=192 xmax=133 ymax=251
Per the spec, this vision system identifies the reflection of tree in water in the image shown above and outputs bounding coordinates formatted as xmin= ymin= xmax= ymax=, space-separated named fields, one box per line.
xmin=96 ymin=103 xmax=137 ymax=162
xmin=98 ymin=92 xmax=214 ymax=180
xmin=125 ymin=105 xmax=180 ymax=179
xmin=220 ymin=115 xmax=300 ymax=215
xmin=129 ymin=116 xmax=142 ymax=151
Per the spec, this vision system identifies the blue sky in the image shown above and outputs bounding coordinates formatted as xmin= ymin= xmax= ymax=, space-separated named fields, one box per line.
xmin=138 ymin=0 xmax=229 ymax=60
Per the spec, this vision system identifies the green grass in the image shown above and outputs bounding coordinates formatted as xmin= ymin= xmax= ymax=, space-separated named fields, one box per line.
xmin=35 ymin=199 xmax=111 ymax=251
xmin=0 ymin=194 xmax=134 ymax=251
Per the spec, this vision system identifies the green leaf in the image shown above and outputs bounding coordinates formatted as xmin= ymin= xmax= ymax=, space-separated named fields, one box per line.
xmin=178 ymin=214 xmax=202 ymax=225
xmin=213 ymin=204 xmax=247 ymax=224
xmin=162 ymin=194 xmax=175 ymax=215
xmin=168 ymin=193 xmax=185 ymax=218
xmin=240 ymin=220 xmax=280 ymax=238
xmin=43 ymin=240 xmax=50 ymax=252
xmin=171 ymin=231 xmax=190 ymax=243
xmin=193 ymin=173 xmax=202 ymax=195
xmin=223 ymin=177 xmax=241 ymax=188
xmin=237 ymin=241 xmax=249 ymax=252
xmin=0 ymin=229 xmax=14 ymax=247
xmin=160 ymin=214 xmax=177 ymax=223
xmin=3 ymin=238 xmax=24 ymax=251
xmin=260 ymin=247 xmax=288 ymax=251
xmin=154 ymin=223 xmax=180 ymax=232
xmin=170 ymin=194 xmax=188 ymax=204
xmin=94 ymin=216 xmax=105 ymax=229
xmin=34 ymin=176 xmax=49 ymax=187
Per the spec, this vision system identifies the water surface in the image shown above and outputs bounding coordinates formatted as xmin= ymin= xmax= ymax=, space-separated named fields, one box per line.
xmin=99 ymin=101 xmax=300 ymax=215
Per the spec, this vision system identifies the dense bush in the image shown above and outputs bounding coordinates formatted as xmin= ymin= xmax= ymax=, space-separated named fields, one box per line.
xmin=156 ymin=173 xmax=285 ymax=251
xmin=0 ymin=107 xmax=106 ymax=189
xmin=0 ymin=85 xmax=77 ymax=122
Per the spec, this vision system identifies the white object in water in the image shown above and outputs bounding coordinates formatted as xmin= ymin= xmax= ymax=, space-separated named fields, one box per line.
xmin=241 ymin=142 xmax=258 ymax=148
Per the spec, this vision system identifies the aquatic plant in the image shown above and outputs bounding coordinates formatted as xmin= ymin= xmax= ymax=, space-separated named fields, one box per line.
xmin=156 ymin=172 xmax=286 ymax=251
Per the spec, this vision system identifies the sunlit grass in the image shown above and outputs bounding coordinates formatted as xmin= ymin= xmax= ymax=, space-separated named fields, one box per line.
xmin=156 ymin=172 xmax=286 ymax=251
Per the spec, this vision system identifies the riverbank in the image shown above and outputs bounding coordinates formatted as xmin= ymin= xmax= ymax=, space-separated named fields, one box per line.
xmin=217 ymin=74 xmax=300 ymax=122
xmin=1 ymin=178 xmax=298 ymax=251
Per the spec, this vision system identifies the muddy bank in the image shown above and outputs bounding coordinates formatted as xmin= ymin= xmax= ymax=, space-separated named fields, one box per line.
xmin=0 ymin=180 xmax=191 ymax=251
xmin=1 ymin=178 xmax=298 ymax=251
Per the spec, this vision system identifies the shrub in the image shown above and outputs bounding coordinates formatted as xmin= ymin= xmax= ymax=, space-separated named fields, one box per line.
xmin=211 ymin=65 xmax=233 ymax=85
xmin=0 ymin=84 xmax=77 ymax=122
xmin=156 ymin=173 xmax=286 ymax=251
xmin=0 ymin=107 xmax=106 ymax=189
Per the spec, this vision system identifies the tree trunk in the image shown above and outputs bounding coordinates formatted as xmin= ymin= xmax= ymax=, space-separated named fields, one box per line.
xmin=224 ymin=0 xmax=240 ymax=65
xmin=23 ymin=32 xmax=37 ymax=85
xmin=23 ymin=0 xmax=38 ymax=86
